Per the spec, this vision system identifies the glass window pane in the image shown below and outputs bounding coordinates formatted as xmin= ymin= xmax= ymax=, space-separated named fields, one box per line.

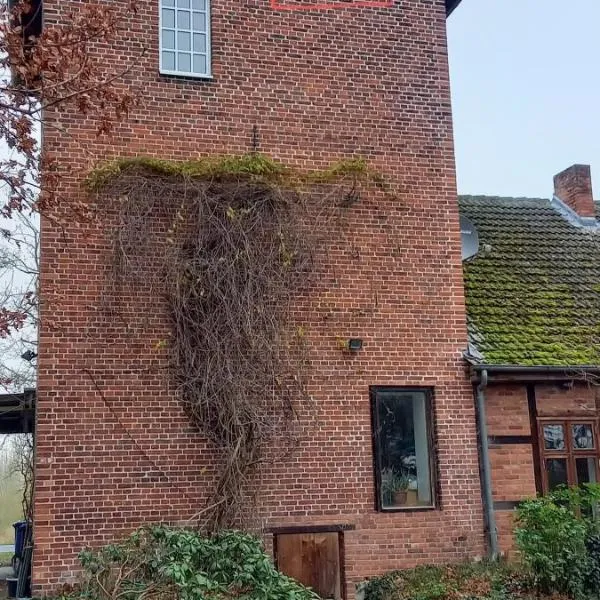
xmin=177 ymin=0 xmax=190 ymax=6
xmin=193 ymin=54 xmax=207 ymax=74
xmin=177 ymin=10 xmax=191 ymax=29
xmin=193 ymin=11 xmax=206 ymax=31
xmin=376 ymin=390 xmax=432 ymax=509
xmin=544 ymin=424 xmax=565 ymax=450
xmin=178 ymin=53 xmax=191 ymax=73
xmin=178 ymin=31 xmax=191 ymax=51
xmin=162 ymin=51 xmax=176 ymax=71
xmin=162 ymin=29 xmax=175 ymax=50
xmin=162 ymin=0 xmax=175 ymax=6
xmin=572 ymin=424 xmax=595 ymax=449
xmin=193 ymin=33 xmax=206 ymax=52
xmin=162 ymin=8 xmax=175 ymax=28
xmin=576 ymin=457 xmax=597 ymax=485
xmin=546 ymin=458 xmax=568 ymax=490
xmin=192 ymin=0 xmax=206 ymax=9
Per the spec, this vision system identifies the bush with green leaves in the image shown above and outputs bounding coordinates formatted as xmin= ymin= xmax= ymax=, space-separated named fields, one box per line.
xmin=514 ymin=483 xmax=600 ymax=600
xmin=72 ymin=526 xmax=320 ymax=600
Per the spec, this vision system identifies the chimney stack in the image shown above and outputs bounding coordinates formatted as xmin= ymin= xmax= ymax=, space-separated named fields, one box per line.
xmin=553 ymin=164 xmax=596 ymax=218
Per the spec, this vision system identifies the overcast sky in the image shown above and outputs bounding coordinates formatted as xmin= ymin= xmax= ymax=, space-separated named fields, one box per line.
xmin=447 ymin=0 xmax=600 ymax=199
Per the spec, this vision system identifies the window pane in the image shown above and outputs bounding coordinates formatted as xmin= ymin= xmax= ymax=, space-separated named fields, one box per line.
xmin=193 ymin=33 xmax=206 ymax=52
xmin=576 ymin=457 xmax=597 ymax=485
xmin=178 ymin=53 xmax=191 ymax=72
xmin=192 ymin=0 xmax=206 ymax=9
xmin=177 ymin=0 xmax=190 ymax=6
xmin=193 ymin=54 xmax=207 ymax=74
xmin=544 ymin=424 xmax=565 ymax=450
xmin=177 ymin=10 xmax=191 ymax=29
xmin=162 ymin=51 xmax=176 ymax=71
xmin=162 ymin=8 xmax=175 ymax=28
xmin=572 ymin=424 xmax=595 ymax=449
xmin=376 ymin=390 xmax=432 ymax=509
xmin=162 ymin=29 xmax=175 ymax=50
xmin=178 ymin=31 xmax=191 ymax=51
xmin=163 ymin=0 xmax=175 ymax=6
xmin=546 ymin=458 xmax=568 ymax=490
xmin=193 ymin=11 xmax=206 ymax=31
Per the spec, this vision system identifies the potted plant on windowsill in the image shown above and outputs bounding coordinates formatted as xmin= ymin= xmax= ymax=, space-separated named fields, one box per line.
xmin=381 ymin=468 xmax=410 ymax=507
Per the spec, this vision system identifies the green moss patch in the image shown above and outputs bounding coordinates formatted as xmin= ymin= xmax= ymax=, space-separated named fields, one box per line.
xmin=86 ymin=153 xmax=388 ymax=192
xmin=460 ymin=196 xmax=600 ymax=366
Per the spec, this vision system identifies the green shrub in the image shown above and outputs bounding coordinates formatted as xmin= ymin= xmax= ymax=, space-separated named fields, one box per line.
xmin=359 ymin=561 xmax=530 ymax=600
xmin=71 ymin=526 xmax=319 ymax=600
xmin=586 ymin=533 xmax=600 ymax=593
xmin=514 ymin=483 xmax=600 ymax=600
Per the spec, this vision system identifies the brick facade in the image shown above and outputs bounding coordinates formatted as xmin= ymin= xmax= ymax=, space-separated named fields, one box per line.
xmin=553 ymin=164 xmax=596 ymax=219
xmin=485 ymin=381 xmax=600 ymax=555
xmin=36 ymin=0 xmax=485 ymax=596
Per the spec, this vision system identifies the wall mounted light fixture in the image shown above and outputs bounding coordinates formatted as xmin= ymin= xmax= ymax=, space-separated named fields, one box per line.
xmin=348 ymin=338 xmax=363 ymax=351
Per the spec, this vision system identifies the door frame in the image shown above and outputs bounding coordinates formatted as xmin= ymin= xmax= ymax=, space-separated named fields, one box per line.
xmin=269 ymin=524 xmax=355 ymax=600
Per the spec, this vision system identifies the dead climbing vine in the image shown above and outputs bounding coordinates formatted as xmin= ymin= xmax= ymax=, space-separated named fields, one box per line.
xmin=91 ymin=153 xmax=389 ymax=530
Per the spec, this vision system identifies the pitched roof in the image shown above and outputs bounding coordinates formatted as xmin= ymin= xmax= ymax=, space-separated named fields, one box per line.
xmin=459 ymin=195 xmax=600 ymax=367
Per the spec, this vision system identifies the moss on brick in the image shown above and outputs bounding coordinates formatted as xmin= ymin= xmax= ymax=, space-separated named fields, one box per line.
xmin=86 ymin=153 xmax=388 ymax=192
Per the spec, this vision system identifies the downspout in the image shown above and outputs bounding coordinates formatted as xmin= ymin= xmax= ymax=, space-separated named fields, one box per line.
xmin=476 ymin=369 xmax=499 ymax=559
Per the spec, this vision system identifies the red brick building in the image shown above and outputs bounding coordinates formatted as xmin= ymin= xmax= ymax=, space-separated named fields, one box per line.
xmin=34 ymin=0 xmax=482 ymax=597
xmin=460 ymin=164 xmax=600 ymax=555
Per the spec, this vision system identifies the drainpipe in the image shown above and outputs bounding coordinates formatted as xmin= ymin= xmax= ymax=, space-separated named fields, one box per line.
xmin=476 ymin=369 xmax=499 ymax=559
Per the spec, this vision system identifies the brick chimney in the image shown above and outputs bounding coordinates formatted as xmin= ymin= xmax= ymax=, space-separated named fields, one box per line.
xmin=553 ymin=164 xmax=596 ymax=218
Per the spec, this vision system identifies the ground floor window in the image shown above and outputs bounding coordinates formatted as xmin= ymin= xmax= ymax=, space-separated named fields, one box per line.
xmin=538 ymin=418 xmax=599 ymax=492
xmin=370 ymin=387 xmax=436 ymax=511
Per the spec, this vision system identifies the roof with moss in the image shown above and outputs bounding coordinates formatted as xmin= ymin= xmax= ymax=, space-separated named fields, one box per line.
xmin=459 ymin=196 xmax=600 ymax=367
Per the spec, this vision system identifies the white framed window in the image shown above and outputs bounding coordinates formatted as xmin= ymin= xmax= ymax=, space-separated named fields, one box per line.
xmin=160 ymin=0 xmax=211 ymax=78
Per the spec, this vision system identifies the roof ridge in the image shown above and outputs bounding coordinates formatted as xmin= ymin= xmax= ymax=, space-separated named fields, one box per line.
xmin=458 ymin=194 xmax=550 ymax=202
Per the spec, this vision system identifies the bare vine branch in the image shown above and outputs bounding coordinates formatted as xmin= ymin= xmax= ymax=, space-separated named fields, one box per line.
xmin=94 ymin=157 xmax=378 ymax=530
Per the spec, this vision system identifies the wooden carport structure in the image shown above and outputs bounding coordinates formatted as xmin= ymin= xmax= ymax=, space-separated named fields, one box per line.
xmin=0 ymin=389 xmax=35 ymax=434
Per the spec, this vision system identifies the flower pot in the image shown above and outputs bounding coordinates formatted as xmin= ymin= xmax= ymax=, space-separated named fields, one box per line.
xmin=406 ymin=489 xmax=419 ymax=506
xmin=393 ymin=490 xmax=407 ymax=505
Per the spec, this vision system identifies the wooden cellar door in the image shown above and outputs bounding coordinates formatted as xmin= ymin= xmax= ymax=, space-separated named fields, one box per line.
xmin=275 ymin=532 xmax=343 ymax=600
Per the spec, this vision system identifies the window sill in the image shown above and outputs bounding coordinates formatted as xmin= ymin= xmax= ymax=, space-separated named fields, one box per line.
xmin=378 ymin=505 xmax=437 ymax=513
xmin=159 ymin=69 xmax=213 ymax=81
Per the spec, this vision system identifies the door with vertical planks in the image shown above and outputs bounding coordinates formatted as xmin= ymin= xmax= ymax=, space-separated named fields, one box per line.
xmin=275 ymin=532 xmax=342 ymax=600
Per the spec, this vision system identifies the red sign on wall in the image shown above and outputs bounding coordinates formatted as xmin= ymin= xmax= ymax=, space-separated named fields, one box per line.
xmin=271 ymin=0 xmax=393 ymax=10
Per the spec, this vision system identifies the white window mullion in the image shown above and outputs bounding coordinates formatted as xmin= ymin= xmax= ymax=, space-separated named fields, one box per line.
xmin=160 ymin=0 xmax=211 ymax=78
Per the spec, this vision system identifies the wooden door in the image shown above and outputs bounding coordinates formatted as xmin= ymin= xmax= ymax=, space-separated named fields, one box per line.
xmin=275 ymin=532 xmax=342 ymax=600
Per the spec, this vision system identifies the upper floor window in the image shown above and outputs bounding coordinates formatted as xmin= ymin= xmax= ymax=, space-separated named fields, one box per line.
xmin=371 ymin=387 xmax=436 ymax=511
xmin=160 ymin=0 xmax=211 ymax=78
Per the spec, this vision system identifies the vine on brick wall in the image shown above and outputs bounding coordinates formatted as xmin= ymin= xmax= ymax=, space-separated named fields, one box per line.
xmin=89 ymin=153 xmax=390 ymax=530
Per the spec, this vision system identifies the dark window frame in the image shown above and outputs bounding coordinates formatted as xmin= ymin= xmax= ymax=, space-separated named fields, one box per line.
xmin=537 ymin=417 xmax=600 ymax=492
xmin=370 ymin=386 xmax=437 ymax=512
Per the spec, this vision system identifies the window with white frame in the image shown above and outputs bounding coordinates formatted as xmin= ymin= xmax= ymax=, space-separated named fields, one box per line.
xmin=160 ymin=0 xmax=211 ymax=78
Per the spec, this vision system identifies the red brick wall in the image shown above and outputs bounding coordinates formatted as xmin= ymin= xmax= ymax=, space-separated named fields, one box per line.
xmin=486 ymin=386 xmax=536 ymax=508
xmin=484 ymin=384 xmax=533 ymax=555
xmin=489 ymin=446 xmax=536 ymax=503
xmin=36 ymin=0 xmax=485 ymax=596
xmin=536 ymin=383 xmax=597 ymax=416
xmin=486 ymin=385 xmax=530 ymax=436
xmin=485 ymin=381 xmax=600 ymax=556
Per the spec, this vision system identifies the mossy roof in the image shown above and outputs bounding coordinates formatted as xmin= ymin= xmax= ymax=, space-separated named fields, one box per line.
xmin=459 ymin=196 xmax=600 ymax=367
